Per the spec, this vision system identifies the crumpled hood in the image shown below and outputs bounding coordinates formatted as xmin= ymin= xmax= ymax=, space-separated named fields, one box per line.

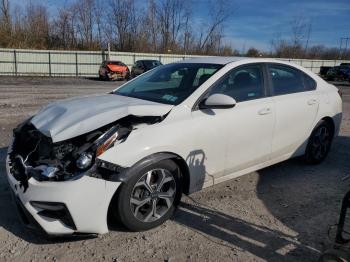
xmin=107 ymin=64 xmax=127 ymax=72
xmin=30 ymin=94 xmax=173 ymax=142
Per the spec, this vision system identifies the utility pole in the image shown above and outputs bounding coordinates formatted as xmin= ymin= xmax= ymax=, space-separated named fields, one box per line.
xmin=339 ymin=37 xmax=350 ymax=59
xmin=304 ymin=23 xmax=312 ymax=55
xmin=107 ymin=42 xmax=111 ymax=61
xmin=184 ymin=32 xmax=190 ymax=56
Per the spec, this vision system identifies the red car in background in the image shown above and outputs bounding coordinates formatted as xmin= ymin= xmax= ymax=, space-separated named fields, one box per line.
xmin=99 ymin=60 xmax=130 ymax=81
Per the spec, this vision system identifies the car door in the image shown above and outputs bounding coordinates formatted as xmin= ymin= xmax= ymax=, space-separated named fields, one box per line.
xmin=188 ymin=67 xmax=229 ymax=187
xmin=192 ymin=64 xmax=275 ymax=182
xmin=267 ymin=63 xmax=319 ymax=159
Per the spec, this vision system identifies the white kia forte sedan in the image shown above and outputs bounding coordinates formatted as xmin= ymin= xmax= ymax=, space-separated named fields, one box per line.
xmin=6 ymin=57 xmax=342 ymax=235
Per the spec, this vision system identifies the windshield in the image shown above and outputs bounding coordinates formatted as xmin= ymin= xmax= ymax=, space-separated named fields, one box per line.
xmin=114 ymin=63 xmax=222 ymax=105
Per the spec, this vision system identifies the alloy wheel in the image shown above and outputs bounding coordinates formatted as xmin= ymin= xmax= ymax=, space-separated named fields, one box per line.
xmin=311 ymin=125 xmax=331 ymax=160
xmin=130 ymin=168 xmax=176 ymax=223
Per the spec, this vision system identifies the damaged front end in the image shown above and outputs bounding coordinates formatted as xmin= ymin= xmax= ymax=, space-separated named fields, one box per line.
xmin=106 ymin=65 xmax=129 ymax=80
xmin=108 ymin=70 xmax=128 ymax=81
xmin=8 ymin=115 xmax=163 ymax=191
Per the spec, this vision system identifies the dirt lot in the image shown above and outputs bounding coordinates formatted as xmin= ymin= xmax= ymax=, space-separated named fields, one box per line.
xmin=0 ymin=76 xmax=350 ymax=262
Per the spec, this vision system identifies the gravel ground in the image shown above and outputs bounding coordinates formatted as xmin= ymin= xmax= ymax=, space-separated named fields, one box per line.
xmin=0 ymin=77 xmax=350 ymax=262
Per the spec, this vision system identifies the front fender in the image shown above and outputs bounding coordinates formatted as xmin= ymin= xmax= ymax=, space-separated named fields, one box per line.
xmin=106 ymin=152 xmax=183 ymax=183
xmin=97 ymin=125 xmax=188 ymax=169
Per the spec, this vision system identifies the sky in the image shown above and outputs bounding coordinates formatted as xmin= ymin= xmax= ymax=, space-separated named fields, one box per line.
xmin=13 ymin=0 xmax=350 ymax=52
xmin=193 ymin=0 xmax=350 ymax=52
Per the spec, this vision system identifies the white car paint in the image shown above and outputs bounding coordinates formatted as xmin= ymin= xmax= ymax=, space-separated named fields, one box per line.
xmin=100 ymin=58 xmax=341 ymax=192
xmin=6 ymin=140 xmax=121 ymax=235
xmin=31 ymin=94 xmax=173 ymax=142
xmin=6 ymin=57 xmax=342 ymax=235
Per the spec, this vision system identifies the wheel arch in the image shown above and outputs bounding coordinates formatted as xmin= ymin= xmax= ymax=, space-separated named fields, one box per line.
xmin=106 ymin=151 xmax=191 ymax=228
xmin=320 ymin=116 xmax=335 ymax=138
xmin=110 ymin=152 xmax=190 ymax=193
xmin=306 ymin=116 xmax=336 ymax=147
xmin=303 ymin=115 xmax=336 ymax=164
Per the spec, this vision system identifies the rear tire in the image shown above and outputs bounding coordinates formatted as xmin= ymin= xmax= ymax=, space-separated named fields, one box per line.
xmin=304 ymin=120 xmax=333 ymax=164
xmin=113 ymin=159 xmax=182 ymax=231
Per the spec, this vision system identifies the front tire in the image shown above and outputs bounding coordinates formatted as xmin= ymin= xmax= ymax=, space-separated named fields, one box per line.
xmin=114 ymin=159 xmax=182 ymax=231
xmin=304 ymin=120 xmax=333 ymax=164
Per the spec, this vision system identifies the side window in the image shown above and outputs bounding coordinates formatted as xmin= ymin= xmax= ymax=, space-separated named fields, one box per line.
xmin=268 ymin=65 xmax=305 ymax=95
xmin=303 ymin=73 xmax=317 ymax=91
xmin=207 ymin=65 xmax=264 ymax=102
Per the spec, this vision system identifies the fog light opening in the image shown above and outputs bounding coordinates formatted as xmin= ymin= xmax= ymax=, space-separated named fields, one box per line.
xmin=30 ymin=201 xmax=77 ymax=230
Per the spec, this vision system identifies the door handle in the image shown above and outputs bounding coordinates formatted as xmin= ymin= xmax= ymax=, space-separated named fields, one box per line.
xmin=258 ymin=108 xmax=272 ymax=115
xmin=307 ymin=99 xmax=318 ymax=105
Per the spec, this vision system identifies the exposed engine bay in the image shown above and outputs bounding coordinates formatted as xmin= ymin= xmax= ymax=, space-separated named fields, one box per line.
xmin=8 ymin=115 xmax=164 ymax=191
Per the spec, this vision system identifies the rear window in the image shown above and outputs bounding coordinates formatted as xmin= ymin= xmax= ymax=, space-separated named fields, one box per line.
xmin=268 ymin=64 xmax=311 ymax=95
xmin=303 ymin=73 xmax=317 ymax=91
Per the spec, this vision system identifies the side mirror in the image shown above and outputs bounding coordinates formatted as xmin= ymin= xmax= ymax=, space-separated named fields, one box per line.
xmin=199 ymin=94 xmax=236 ymax=109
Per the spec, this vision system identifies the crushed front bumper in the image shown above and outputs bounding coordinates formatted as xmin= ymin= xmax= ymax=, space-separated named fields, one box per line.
xmin=108 ymin=71 xmax=128 ymax=80
xmin=5 ymin=140 xmax=121 ymax=235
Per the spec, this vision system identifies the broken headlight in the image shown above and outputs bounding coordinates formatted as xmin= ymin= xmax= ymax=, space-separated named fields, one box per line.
xmin=76 ymin=152 xmax=93 ymax=169
xmin=75 ymin=125 xmax=120 ymax=170
xmin=10 ymin=122 xmax=130 ymax=183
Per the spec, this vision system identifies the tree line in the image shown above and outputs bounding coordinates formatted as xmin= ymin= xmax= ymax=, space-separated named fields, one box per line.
xmin=0 ymin=0 xmax=349 ymax=60
xmin=0 ymin=0 xmax=235 ymax=55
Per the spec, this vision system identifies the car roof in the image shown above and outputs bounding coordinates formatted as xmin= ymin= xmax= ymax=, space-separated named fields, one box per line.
xmin=176 ymin=56 xmax=284 ymax=65
xmin=136 ymin=59 xmax=160 ymax=62
xmin=176 ymin=56 xmax=245 ymax=65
